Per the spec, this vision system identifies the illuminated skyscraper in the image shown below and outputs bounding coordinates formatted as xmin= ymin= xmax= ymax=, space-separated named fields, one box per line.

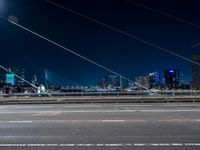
xmin=5 ymin=68 xmax=15 ymax=86
xmin=101 ymin=76 xmax=109 ymax=89
xmin=164 ymin=69 xmax=180 ymax=89
xmin=5 ymin=67 xmax=25 ymax=86
xmin=16 ymin=68 xmax=26 ymax=86
xmin=32 ymin=75 xmax=39 ymax=86
xmin=135 ymin=76 xmax=150 ymax=89
xmin=109 ymin=75 xmax=119 ymax=88
xmin=148 ymin=71 xmax=161 ymax=89
xmin=120 ymin=76 xmax=129 ymax=89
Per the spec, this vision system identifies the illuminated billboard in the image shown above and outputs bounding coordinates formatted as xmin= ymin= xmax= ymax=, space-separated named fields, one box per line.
xmin=6 ymin=73 xmax=15 ymax=85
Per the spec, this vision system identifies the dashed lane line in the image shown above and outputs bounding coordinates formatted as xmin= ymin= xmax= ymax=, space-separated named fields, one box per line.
xmin=0 ymin=143 xmax=199 ymax=147
xmin=9 ymin=121 xmax=33 ymax=123
xmin=3 ymin=119 xmax=200 ymax=124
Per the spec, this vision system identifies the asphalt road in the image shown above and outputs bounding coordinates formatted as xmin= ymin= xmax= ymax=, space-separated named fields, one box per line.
xmin=0 ymin=103 xmax=200 ymax=150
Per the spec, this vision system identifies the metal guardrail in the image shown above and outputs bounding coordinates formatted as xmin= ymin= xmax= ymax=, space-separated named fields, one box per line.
xmin=1 ymin=90 xmax=200 ymax=98
xmin=0 ymin=95 xmax=200 ymax=104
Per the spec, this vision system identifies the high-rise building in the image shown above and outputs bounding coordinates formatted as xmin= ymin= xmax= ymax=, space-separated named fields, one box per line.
xmin=21 ymin=68 xmax=25 ymax=86
xmin=6 ymin=74 xmax=15 ymax=85
xmin=191 ymin=55 xmax=200 ymax=89
xmin=109 ymin=75 xmax=119 ymax=88
xmin=32 ymin=75 xmax=39 ymax=86
xmin=5 ymin=68 xmax=15 ymax=86
xmin=101 ymin=76 xmax=109 ymax=89
xmin=164 ymin=69 xmax=180 ymax=89
xmin=148 ymin=71 xmax=161 ymax=89
xmin=16 ymin=68 xmax=26 ymax=86
xmin=6 ymin=67 xmax=26 ymax=86
xmin=135 ymin=76 xmax=150 ymax=89
xmin=120 ymin=76 xmax=129 ymax=89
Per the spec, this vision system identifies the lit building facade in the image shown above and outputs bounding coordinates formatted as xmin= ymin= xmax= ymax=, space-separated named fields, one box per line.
xmin=15 ymin=68 xmax=26 ymax=86
xmin=164 ymin=69 xmax=180 ymax=89
xmin=5 ymin=67 xmax=26 ymax=86
xmin=6 ymin=73 xmax=15 ymax=85
xmin=135 ymin=76 xmax=150 ymax=89
xmin=148 ymin=71 xmax=161 ymax=89
xmin=32 ymin=75 xmax=39 ymax=86
xmin=109 ymin=75 xmax=120 ymax=88
xmin=101 ymin=76 xmax=109 ymax=89
xmin=120 ymin=76 xmax=129 ymax=89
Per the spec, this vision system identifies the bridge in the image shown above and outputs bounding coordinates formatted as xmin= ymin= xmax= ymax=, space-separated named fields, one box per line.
xmin=0 ymin=90 xmax=200 ymax=104
xmin=0 ymin=1 xmax=200 ymax=150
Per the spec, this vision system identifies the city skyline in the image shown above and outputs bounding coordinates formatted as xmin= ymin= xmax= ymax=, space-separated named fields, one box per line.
xmin=0 ymin=0 xmax=200 ymax=86
xmin=0 ymin=66 xmax=191 ymax=89
xmin=0 ymin=1 xmax=200 ymax=149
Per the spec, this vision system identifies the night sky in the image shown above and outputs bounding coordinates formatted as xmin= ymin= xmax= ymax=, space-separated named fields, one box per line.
xmin=0 ymin=0 xmax=200 ymax=86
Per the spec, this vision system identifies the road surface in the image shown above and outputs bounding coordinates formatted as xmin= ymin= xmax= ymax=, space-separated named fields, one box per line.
xmin=0 ymin=103 xmax=200 ymax=149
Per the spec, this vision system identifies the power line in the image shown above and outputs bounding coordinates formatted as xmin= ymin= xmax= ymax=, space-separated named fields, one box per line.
xmin=191 ymin=42 xmax=200 ymax=48
xmin=0 ymin=16 xmax=7 ymax=21
xmin=124 ymin=0 xmax=200 ymax=29
xmin=45 ymin=0 xmax=200 ymax=67
xmin=5 ymin=18 xmax=151 ymax=92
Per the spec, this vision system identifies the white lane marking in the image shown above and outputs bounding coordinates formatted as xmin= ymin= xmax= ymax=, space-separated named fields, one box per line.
xmin=133 ymin=109 xmax=200 ymax=112
xmin=171 ymin=143 xmax=183 ymax=146
xmin=2 ymin=119 xmax=200 ymax=124
xmin=114 ymin=104 xmax=200 ymax=107
xmin=16 ymin=106 xmax=53 ymax=109
xmin=102 ymin=120 xmax=125 ymax=122
xmin=158 ymin=119 xmax=200 ymax=122
xmin=32 ymin=111 xmax=62 ymax=117
xmin=134 ymin=144 xmax=145 ymax=146
xmin=0 ymin=143 xmax=199 ymax=147
xmin=1 ymin=109 xmax=200 ymax=114
xmin=162 ymin=104 xmax=200 ymax=107
xmin=114 ymin=105 xmax=153 ymax=107
xmin=50 ymin=111 xmax=62 ymax=116
xmin=0 ymin=119 xmax=136 ymax=123
xmin=9 ymin=121 xmax=33 ymax=123
xmin=185 ymin=143 xmax=200 ymax=146
xmin=64 ymin=105 xmax=102 ymax=108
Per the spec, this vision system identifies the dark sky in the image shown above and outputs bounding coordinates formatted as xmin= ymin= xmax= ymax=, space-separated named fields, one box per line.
xmin=0 ymin=0 xmax=200 ymax=86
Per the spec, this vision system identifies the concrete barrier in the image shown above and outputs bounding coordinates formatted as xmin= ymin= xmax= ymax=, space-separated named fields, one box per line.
xmin=0 ymin=95 xmax=200 ymax=104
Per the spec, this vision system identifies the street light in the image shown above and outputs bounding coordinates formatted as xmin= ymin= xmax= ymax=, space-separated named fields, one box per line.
xmin=8 ymin=15 xmax=19 ymax=24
